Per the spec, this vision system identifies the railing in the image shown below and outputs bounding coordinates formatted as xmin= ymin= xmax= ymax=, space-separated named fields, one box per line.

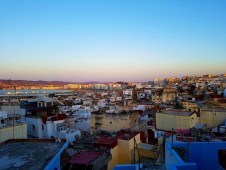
xmin=133 ymin=137 xmax=141 ymax=170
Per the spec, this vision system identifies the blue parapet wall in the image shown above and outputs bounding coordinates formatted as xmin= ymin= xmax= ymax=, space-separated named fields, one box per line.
xmin=166 ymin=142 xmax=226 ymax=170
xmin=113 ymin=164 xmax=143 ymax=170
xmin=169 ymin=163 xmax=197 ymax=170
xmin=44 ymin=142 xmax=69 ymax=170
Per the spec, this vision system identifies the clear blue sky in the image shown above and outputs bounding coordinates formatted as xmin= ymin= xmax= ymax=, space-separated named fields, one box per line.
xmin=0 ymin=0 xmax=226 ymax=82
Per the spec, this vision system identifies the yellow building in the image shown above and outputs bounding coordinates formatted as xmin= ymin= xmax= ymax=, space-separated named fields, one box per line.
xmin=205 ymin=99 xmax=226 ymax=108
xmin=112 ymin=83 xmax=122 ymax=90
xmin=162 ymin=88 xmax=177 ymax=103
xmin=137 ymin=143 xmax=158 ymax=159
xmin=95 ymin=132 xmax=141 ymax=170
xmin=90 ymin=111 xmax=140 ymax=133
xmin=156 ymin=110 xmax=199 ymax=131
xmin=64 ymin=84 xmax=81 ymax=89
xmin=181 ymin=101 xmax=199 ymax=112
xmin=0 ymin=123 xmax=27 ymax=143
xmin=200 ymin=108 xmax=226 ymax=128
xmin=167 ymin=77 xmax=179 ymax=84
xmin=222 ymin=82 xmax=226 ymax=88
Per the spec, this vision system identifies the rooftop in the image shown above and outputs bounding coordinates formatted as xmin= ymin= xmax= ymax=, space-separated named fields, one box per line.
xmin=160 ymin=110 xmax=194 ymax=116
xmin=70 ymin=151 xmax=101 ymax=164
xmin=0 ymin=139 xmax=64 ymax=170
xmin=202 ymin=107 xmax=226 ymax=112
xmin=94 ymin=132 xmax=139 ymax=149
xmin=117 ymin=132 xmax=139 ymax=140
xmin=166 ymin=141 xmax=226 ymax=170
xmin=95 ymin=136 xmax=118 ymax=149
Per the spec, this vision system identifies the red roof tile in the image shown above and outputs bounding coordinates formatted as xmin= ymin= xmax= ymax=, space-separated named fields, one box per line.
xmin=94 ymin=137 xmax=117 ymax=149
xmin=117 ymin=132 xmax=138 ymax=140
xmin=70 ymin=151 xmax=101 ymax=164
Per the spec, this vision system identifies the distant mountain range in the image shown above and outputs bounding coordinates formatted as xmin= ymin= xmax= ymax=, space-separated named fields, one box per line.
xmin=0 ymin=79 xmax=105 ymax=86
xmin=83 ymin=81 xmax=106 ymax=84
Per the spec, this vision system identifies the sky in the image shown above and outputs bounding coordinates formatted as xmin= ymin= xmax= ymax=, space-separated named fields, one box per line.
xmin=0 ymin=0 xmax=226 ymax=82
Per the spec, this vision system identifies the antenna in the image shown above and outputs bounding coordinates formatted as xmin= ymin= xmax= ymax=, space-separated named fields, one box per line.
xmin=13 ymin=85 xmax=16 ymax=139
xmin=8 ymin=78 xmax=16 ymax=139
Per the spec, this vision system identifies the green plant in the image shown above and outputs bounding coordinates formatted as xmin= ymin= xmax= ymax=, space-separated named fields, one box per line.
xmin=172 ymin=146 xmax=187 ymax=160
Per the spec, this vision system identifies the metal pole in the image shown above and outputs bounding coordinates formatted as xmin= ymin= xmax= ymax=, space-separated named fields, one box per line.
xmin=13 ymin=101 xmax=14 ymax=139
xmin=187 ymin=142 xmax=189 ymax=162
xmin=13 ymin=85 xmax=16 ymax=139
xmin=172 ymin=128 xmax=174 ymax=144
xmin=134 ymin=137 xmax=135 ymax=164
xmin=138 ymin=140 xmax=140 ymax=170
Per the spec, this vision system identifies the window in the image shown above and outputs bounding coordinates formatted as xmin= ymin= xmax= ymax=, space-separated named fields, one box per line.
xmin=60 ymin=126 xmax=67 ymax=131
xmin=1 ymin=119 xmax=4 ymax=124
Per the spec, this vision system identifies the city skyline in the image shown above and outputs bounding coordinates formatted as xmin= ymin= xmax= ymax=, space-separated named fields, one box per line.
xmin=1 ymin=0 xmax=226 ymax=82
xmin=0 ymin=72 xmax=226 ymax=84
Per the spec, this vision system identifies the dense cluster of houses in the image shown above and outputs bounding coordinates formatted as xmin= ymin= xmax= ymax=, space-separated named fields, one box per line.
xmin=0 ymin=73 xmax=226 ymax=169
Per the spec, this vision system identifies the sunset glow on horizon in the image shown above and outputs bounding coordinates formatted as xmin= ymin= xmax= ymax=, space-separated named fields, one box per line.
xmin=1 ymin=0 xmax=226 ymax=82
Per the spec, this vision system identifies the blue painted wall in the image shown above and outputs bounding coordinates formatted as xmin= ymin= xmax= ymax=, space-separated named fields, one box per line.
xmin=188 ymin=142 xmax=226 ymax=170
xmin=165 ymin=142 xmax=197 ymax=170
xmin=113 ymin=164 xmax=143 ymax=170
xmin=44 ymin=142 xmax=69 ymax=170
xmin=169 ymin=163 xmax=197 ymax=170
xmin=166 ymin=142 xmax=226 ymax=170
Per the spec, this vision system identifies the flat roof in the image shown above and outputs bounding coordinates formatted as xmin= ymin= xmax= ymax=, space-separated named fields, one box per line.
xmin=160 ymin=110 xmax=194 ymax=116
xmin=0 ymin=139 xmax=63 ymax=170
xmin=94 ymin=132 xmax=139 ymax=149
xmin=94 ymin=136 xmax=117 ymax=149
xmin=203 ymin=108 xmax=226 ymax=112
xmin=137 ymin=143 xmax=156 ymax=151
xmin=117 ymin=132 xmax=138 ymax=140
xmin=70 ymin=151 xmax=101 ymax=164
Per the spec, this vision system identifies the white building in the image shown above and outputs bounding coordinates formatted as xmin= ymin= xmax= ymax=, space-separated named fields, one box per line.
xmin=92 ymin=84 xmax=109 ymax=90
xmin=83 ymin=99 xmax=92 ymax=106
xmin=73 ymin=108 xmax=91 ymax=119
xmin=144 ymin=89 xmax=152 ymax=99
xmin=98 ymin=99 xmax=108 ymax=108
xmin=123 ymin=89 xmax=133 ymax=100
xmin=135 ymin=83 xmax=143 ymax=89
xmin=133 ymin=105 xmax=146 ymax=111
xmin=0 ymin=111 xmax=7 ymax=119
xmin=154 ymin=78 xmax=166 ymax=86
xmin=137 ymin=90 xmax=145 ymax=100
xmin=25 ymin=115 xmax=80 ymax=143
xmin=116 ymin=96 xmax=122 ymax=101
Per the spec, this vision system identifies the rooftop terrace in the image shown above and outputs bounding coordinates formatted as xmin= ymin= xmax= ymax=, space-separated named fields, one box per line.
xmin=0 ymin=139 xmax=64 ymax=170
xmin=160 ymin=110 xmax=194 ymax=116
